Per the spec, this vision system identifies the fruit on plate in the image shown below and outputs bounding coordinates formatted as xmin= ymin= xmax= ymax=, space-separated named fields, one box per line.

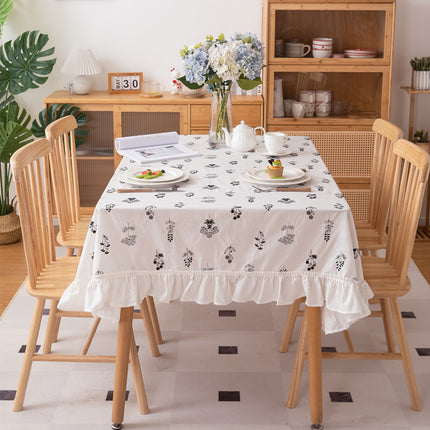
xmin=135 ymin=169 xmax=165 ymax=179
xmin=266 ymin=158 xmax=284 ymax=178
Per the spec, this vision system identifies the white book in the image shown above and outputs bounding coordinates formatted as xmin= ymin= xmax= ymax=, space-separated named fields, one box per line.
xmin=115 ymin=132 xmax=201 ymax=163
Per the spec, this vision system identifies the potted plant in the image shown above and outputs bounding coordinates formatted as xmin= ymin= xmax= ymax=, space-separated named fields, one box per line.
xmin=0 ymin=24 xmax=56 ymax=243
xmin=410 ymin=56 xmax=430 ymax=90
xmin=412 ymin=129 xmax=429 ymax=144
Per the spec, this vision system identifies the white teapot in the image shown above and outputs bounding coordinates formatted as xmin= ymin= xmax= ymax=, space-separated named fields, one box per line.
xmin=222 ymin=121 xmax=263 ymax=152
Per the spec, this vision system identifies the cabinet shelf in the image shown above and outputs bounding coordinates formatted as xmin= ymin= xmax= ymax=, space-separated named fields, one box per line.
xmin=262 ymin=0 xmax=395 ymax=131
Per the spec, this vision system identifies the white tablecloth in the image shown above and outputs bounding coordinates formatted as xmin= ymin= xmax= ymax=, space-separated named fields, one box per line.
xmin=59 ymin=135 xmax=373 ymax=333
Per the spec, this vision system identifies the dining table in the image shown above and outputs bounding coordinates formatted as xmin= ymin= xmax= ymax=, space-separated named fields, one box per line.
xmin=58 ymin=134 xmax=373 ymax=429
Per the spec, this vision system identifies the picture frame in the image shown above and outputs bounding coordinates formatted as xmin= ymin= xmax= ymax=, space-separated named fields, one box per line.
xmin=107 ymin=72 xmax=143 ymax=94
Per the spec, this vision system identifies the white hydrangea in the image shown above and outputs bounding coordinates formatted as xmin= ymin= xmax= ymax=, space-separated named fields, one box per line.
xmin=208 ymin=40 xmax=242 ymax=82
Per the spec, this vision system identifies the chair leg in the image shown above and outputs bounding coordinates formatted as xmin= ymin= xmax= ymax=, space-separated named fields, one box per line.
xmin=146 ymin=296 xmax=163 ymax=344
xmin=65 ymin=248 xmax=74 ymax=257
xmin=389 ymin=297 xmax=422 ymax=411
xmin=43 ymin=299 xmax=59 ymax=354
xmin=342 ymin=330 xmax=354 ymax=353
xmin=80 ymin=318 xmax=101 ymax=355
xmin=140 ymin=299 xmax=160 ymax=357
xmin=380 ymin=298 xmax=396 ymax=352
xmin=280 ymin=298 xmax=303 ymax=353
xmin=129 ymin=329 xmax=149 ymax=414
xmin=51 ymin=312 xmax=61 ymax=343
xmin=287 ymin=309 xmax=308 ymax=408
xmin=13 ymin=298 xmax=45 ymax=412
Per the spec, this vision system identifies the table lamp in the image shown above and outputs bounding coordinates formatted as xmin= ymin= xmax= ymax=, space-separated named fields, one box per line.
xmin=61 ymin=47 xmax=102 ymax=95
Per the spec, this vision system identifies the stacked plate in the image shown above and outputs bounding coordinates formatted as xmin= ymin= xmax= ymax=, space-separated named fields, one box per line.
xmin=240 ymin=167 xmax=310 ymax=187
xmin=344 ymin=49 xmax=377 ymax=58
xmin=118 ymin=166 xmax=188 ymax=187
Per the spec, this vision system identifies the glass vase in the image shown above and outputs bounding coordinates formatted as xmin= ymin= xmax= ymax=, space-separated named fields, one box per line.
xmin=209 ymin=86 xmax=233 ymax=147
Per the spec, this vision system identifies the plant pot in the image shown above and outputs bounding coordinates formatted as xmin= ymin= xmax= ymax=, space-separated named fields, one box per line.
xmin=0 ymin=207 xmax=21 ymax=245
xmin=413 ymin=71 xmax=430 ymax=90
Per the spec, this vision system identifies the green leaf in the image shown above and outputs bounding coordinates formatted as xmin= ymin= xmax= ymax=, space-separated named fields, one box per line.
xmin=0 ymin=30 xmax=56 ymax=98
xmin=0 ymin=0 xmax=13 ymax=39
xmin=178 ymin=76 xmax=204 ymax=90
xmin=0 ymin=104 xmax=33 ymax=163
xmin=237 ymin=76 xmax=262 ymax=91
xmin=31 ymin=103 xmax=89 ymax=147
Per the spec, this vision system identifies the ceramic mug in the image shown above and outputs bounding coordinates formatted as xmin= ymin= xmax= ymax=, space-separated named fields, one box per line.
xmin=299 ymin=90 xmax=315 ymax=103
xmin=315 ymin=90 xmax=332 ymax=103
xmin=283 ymin=99 xmax=295 ymax=117
xmin=292 ymin=101 xmax=307 ymax=118
xmin=316 ymin=102 xmax=331 ymax=117
xmin=264 ymin=132 xmax=287 ymax=154
xmin=285 ymin=42 xmax=311 ymax=58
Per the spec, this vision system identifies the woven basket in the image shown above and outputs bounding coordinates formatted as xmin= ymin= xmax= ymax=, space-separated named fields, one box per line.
xmin=0 ymin=207 xmax=21 ymax=245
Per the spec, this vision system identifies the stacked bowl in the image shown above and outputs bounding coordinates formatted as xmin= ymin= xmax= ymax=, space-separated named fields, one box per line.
xmin=344 ymin=48 xmax=377 ymax=58
xmin=312 ymin=38 xmax=333 ymax=58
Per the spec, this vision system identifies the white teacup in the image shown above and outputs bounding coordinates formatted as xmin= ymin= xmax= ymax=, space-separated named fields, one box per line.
xmin=292 ymin=101 xmax=306 ymax=118
xmin=264 ymin=132 xmax=287 ymax=154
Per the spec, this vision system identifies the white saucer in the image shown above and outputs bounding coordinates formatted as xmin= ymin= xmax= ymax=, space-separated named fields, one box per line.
xmin=126 ymin=166 xmax=183 ymax=183
xmin=255 ymin=147 xmax=291 ymax=157
xmin=118 ymin=171 xmax=189 ymax=187
xmin=240 ymin=171 xmax=310 ymax=187
xmin=246 ymin=167 xmax=306 ymax=182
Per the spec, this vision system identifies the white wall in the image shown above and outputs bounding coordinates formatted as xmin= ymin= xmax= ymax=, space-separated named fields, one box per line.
xmin=3 ymin=0 xmax=430 ymax=135
xmin=2 ymin=0 xmax=430 ymax=219
xmin=2 ymin=0 xmax=262 ymax=114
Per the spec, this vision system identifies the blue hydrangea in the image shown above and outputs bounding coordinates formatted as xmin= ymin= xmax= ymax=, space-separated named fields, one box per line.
xmin=232 ymin=33 xmax=265 ymax=80
xmin=183 ymin=48 xmax=209 ymax=85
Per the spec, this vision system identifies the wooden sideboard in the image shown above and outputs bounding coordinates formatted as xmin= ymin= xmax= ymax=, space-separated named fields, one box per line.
xmin=44 ymin=90 xmax=263 ymax=207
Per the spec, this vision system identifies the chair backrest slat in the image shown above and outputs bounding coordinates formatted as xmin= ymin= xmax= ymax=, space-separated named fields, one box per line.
xmin=11 ymin=138 xmax=56 ymax=290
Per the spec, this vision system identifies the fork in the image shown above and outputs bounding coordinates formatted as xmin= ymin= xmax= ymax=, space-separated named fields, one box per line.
xmin=252 ymin=185 xmax=311 ymax=192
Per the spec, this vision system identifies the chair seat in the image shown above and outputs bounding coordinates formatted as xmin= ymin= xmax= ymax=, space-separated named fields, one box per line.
xmin=25 ymin=256 xmax=80 ymax=299
xmin=362 ymin=255 xmax=411 ymax=297
xmin=355 ymin=221 xmax=387 ymax=251
xmin=56 ymin=215 xmax=92 ymax=249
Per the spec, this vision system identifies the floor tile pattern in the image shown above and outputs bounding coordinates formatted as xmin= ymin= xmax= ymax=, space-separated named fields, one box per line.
xmin=0 ymin=259 xmax=429 ymax=429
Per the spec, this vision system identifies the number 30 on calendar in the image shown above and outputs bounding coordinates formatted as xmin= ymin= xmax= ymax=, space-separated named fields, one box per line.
xmin=108 ymin=72 xmax=143 ymax=94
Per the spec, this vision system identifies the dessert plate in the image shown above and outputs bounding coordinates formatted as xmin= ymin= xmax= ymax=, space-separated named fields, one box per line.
xmin=255 ymin=146 xmax=291 ymax=157
xmin=240 ymin=170 xmax=310 ymax=187
xmin=118 ymin=171 xmax=188 ymax=187
xmin=126 ymin=166 xmax=183 ymax=183
xmin=246 ymin=167 xmax=306 ymax=182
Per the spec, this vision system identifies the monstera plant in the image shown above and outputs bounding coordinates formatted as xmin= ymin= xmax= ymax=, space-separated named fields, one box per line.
xmin=0 ymin=30 xmax=56 ymax=214
xmin=0 ymin=26 xmax=56 ymax=243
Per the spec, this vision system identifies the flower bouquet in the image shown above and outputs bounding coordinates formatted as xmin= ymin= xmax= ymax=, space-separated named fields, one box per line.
xmin=179 ymin=33 xmax=265 ymax=145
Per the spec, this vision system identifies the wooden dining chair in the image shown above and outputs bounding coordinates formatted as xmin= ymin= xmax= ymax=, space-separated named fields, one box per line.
xmin=280 ymin=121 xmax=403 ymax=354
xmin=286 ymin=138 xmax=429 ymax=411
xmin=46 ymin=115 xmax=163 ymax=357
xmin=355 ymin=118 xmax=403 ymax=252
xmin=11 ymin=138 xmax=149 ymax=414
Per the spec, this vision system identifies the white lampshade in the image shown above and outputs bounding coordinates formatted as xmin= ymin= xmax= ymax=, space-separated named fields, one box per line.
xmin=61 ymin=47 xmax=102 ymax=94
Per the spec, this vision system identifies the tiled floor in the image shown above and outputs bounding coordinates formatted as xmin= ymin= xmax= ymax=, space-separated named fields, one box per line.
xmin=0 ymin=257 xmax=429 ymax=430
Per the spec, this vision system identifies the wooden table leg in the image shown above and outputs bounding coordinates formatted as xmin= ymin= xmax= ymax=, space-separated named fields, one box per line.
xmin=306 ymin=306 xmax=323 ymax=429
xmin=111 ymin=306 xmax=134 ymax=430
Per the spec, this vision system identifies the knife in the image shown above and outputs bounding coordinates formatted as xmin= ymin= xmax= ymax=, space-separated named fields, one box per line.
xmin=117 ymin=188 xmax=184 ymax=193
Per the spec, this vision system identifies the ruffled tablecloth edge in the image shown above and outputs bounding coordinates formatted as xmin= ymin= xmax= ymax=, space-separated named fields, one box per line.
xmin=58 ymin=270 xmax=373 ymax=334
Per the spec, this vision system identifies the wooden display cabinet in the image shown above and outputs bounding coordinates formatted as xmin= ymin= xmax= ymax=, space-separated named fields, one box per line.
xmin=44 ymin=91 xmax=263 ymax=207
xmin=262 ymin=0 xmax=396 ymax=131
